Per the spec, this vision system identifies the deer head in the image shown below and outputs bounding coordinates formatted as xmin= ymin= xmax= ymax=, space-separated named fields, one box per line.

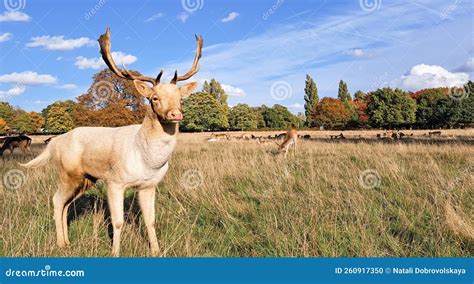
xmin=98 ymin=27 xmax=202 ymax=123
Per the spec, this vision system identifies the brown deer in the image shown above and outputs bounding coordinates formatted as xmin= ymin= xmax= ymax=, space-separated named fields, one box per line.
xmin=276 ymin=129 xmax=297 ymax=157
xmin=21 ymin=28 xmax=203 ymax=256
xmin=0 ymin=135 xmax=31 ymax=155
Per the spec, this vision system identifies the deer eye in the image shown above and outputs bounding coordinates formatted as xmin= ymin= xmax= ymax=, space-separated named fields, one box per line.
xmin=152 ymin=97 xmax=159 ymax=102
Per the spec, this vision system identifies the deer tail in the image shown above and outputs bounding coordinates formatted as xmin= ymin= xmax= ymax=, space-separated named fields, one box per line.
xmin=19 ymin=145 xmax=51 ymax=168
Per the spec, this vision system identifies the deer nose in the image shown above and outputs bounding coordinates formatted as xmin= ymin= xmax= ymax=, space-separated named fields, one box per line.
xmin=166 ymin=110 xmax=183 ymax=121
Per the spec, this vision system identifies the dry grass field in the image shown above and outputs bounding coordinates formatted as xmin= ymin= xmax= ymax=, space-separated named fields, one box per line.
xmin=0 ymin=130 xmax=473 ymax=257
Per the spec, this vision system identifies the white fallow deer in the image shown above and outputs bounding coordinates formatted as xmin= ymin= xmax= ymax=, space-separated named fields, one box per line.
xmin=276 ymin=129 xmax=297 ymax=157
xmin=21 ymin=27 xmax=203 ymax=256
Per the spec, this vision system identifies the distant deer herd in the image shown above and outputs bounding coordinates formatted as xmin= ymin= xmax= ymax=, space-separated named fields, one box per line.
xmin=0 ymin=27 xmax=462 ymax=257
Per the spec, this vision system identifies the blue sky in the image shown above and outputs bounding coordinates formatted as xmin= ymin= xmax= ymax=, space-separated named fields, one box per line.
xmin=0 ymin=0 xmax=472 ymax=112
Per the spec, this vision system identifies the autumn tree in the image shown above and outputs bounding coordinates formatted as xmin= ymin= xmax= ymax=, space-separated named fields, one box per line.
xmin=11 ymin=110 xmax=34 ymax=133
xmin=367 ymin=88 xmax=416 ymax=128
xmin=313 ymin=97 xmax=351 ymax=129
xmin=0 ymin=117 xmax=8 ymax=134
xmin=304 ymin=74 xmax=318 ymax=127
xmin=229 ymin=104 xmax=258 ymax=130
xmin=181 ymin=92 xmax=228 ymax=131
xmin=75 ymin=69 xmax=147 ymax=127
xmin=28 ymin=112 xmax=45 ymax=132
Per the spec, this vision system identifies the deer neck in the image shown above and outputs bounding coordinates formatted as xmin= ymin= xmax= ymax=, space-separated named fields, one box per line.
xmin=135 ymin=107 xmax=178 ymax=168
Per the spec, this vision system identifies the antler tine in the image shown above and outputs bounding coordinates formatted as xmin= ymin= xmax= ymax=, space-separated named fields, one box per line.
xmin=170 ymin=70 xmax=178 ymax=85
xmin=98 ymin=27 xmax=159 ymax=85
xmin=156 ymin=69 xmax=164 ymax=83
xmin=171 ymin=34 xmax=203 ymax=84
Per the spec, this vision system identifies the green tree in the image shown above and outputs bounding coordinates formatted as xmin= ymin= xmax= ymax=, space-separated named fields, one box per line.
xmin=229 ymin=104 xmax=258 ymax=130
xmin=202 ymin=78 xmax=230 ymax=127
xmin=367 ymin=88 xmax=416 ymax=128
xmin=0 ymin=102 xmax=15 ymax=124
xmin=11 ymin=110 xmax=35 ymax=133
xmin=252 ymin=106 xmax=266 ymax=129
xmin=354 ymin=90 xmax=366 ymax=101
xmin=304 ymin=74 xmax=318 ymax=126
xmin=46 ymin=104 xmax=75 ymax=133
xmin=181 ymin=92 xmax=228 ymax=131
xmin=43 ymin=100 xmax=76 ymax=132
xmin=261 ymin=104 xmax=298 ymax=129
xmin=338 ymin=80 xmax=351 ymax=102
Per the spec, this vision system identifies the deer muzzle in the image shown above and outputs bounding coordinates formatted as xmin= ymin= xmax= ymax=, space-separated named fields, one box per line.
xmin=165 ymin=110 xmax=183 ymax=122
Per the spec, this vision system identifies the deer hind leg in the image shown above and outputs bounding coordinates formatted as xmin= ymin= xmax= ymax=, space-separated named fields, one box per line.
xmin=61 ymin=178 xmax=93 ymax=245
xmin=107 ymin=183 xmax=125 ymax=257
xmin=53 ymin=176 xmax=81 ymax=248
xmin=138 ymin=187 xmax=160 ymax=256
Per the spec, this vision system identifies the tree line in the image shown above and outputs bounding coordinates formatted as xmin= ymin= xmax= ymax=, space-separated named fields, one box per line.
xmin=0 ymin=69 xmax=473 ymax=135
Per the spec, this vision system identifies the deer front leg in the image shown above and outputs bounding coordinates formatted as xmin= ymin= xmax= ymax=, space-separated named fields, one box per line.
xmin=107 ymin=184 xmax=125 ymax=257
xmin=138 ymin=187 xmax=160 ymax=256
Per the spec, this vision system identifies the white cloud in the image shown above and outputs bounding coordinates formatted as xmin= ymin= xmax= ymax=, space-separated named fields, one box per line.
xmin=396 ymin=64 xmax=469 ymax=90
xmin=145 ymin=12 xmax=164 ymax=22
xmin=288 ymin=103 xmax=303 ymax=109
xmin=56 ymin=56 xmax=63 ymax=61
xmin=0 ymin=11 xmax=31 ymax=22
xmin=74 ymin=51 xmax=137 ymax=69
xmin=222 ymin=12 xmax=239 ymax=23
xmin=27 ymin=35 xmax=94 ymax=51
xmin=0 ymin=71 xmax=57 ymax=85
xmin=344 ymin=49 xmax=370 ymax=58
xmin=56 ymin=84 xmax=78 ymax=90
xmin=177 ymin=12 xmax=189 ymax=23
xmin=455 ymin=57 xmax=474 ymax=73
xmin=222 ymin=84 xmax=246 ymax=97
xmin=0 ymin=85 xmax=25 ymax=98
xmin=0 ymin=32 xmax=13 ymax=42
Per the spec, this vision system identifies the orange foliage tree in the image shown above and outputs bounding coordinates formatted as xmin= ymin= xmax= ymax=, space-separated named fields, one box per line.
xmin=312 ymin=97 xmax=351 ymax=129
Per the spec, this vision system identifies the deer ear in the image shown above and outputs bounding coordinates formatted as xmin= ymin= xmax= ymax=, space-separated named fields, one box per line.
xmin=179 ymin=82 xmax=198 ymax=97
xmin=133 ymin=80 xmax=154 ymax=98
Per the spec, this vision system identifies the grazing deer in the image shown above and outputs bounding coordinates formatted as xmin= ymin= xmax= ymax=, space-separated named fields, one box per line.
xmin=428 ymin=130 xmax=442 ymax=137
xmin=209 ymin=133 xmax=230 ymax=141
xmin=0 ymin=135 xmax=31 ymax=155
xmin=21 ymin=28 xmax=203 ymax=256
xmin=276 ymin=129 xmax=297 ymax=157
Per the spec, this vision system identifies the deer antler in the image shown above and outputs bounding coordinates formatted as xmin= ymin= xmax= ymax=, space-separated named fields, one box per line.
xmin=170 ymin=34 xmax=203 ymax=84
xmin=98 ymin=27 xmax=161 ymax=85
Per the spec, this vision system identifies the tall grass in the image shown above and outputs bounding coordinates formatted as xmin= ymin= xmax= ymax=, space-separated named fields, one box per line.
xmin=0 ymin=136 xmax=473 ymax=257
